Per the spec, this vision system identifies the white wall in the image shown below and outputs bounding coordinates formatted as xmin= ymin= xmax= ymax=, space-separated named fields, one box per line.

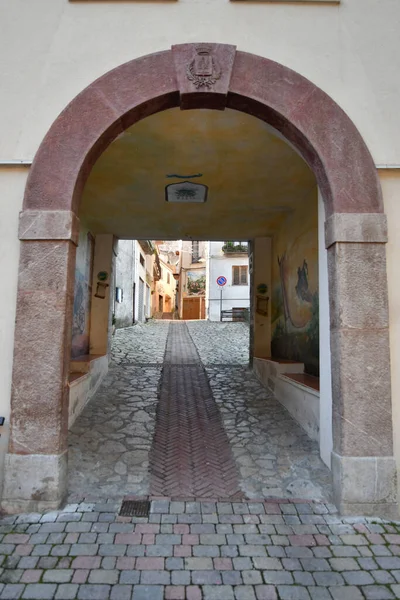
xmin=114 ymin=240 xmax=135 ymax=328
xmin=134 ymin=242 xmax=147 ymax=323
xmin=318 ymin=191 xmax=333 ymax=468
xmin=382 ymin=171 xmax=400 ymax=502
xmin=208 ymin=242 xmax=250 ymax=321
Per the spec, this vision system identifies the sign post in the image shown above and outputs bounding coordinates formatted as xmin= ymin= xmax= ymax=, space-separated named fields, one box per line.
xmin=217 ymin=276 xmax=227 ymax=321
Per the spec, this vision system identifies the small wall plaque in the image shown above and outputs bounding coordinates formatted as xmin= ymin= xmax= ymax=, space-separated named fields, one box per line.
xmin=256 ymin=294 xmax=269 ymax=316
xmin=98 ymin=271 xmax=108 ymax=282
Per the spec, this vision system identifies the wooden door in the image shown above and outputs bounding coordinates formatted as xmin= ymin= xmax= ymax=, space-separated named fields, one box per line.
xmin=182 ymin=297 xmax=200 ymax=320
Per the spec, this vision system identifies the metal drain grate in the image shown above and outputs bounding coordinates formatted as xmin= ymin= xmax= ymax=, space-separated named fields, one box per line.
xmin=119 ymin=499 xmax=150 ymax=517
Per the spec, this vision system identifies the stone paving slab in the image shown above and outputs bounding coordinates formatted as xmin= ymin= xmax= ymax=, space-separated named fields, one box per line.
xmin=1 ymin=499 xmax=400 ymax=599
xmin=68 ymin=365 xmax=160 ymax=499
xmin=207 ymin=366 xmax=332 ymax=502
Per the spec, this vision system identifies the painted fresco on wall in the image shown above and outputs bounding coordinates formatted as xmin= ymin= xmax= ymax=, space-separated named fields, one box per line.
xmin=271 ymin=205 xmax=319 ymax=376
xmin=187 ymin=270 xmax=206 ymax=296
xmin=71 ymin=231 xmax=94 ymax=358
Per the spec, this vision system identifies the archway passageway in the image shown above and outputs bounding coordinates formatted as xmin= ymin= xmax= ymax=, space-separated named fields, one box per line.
xmin=68 ymin=320 xmax=332 ymax=503
xmin=3 ymin=44 xmax=396 ymax=519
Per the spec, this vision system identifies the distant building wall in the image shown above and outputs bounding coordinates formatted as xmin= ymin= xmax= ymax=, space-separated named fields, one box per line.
xmin=208 ymin=242 xmax=250 ymax=322
xmin=114 ymin=240 xmax=135 ymax=329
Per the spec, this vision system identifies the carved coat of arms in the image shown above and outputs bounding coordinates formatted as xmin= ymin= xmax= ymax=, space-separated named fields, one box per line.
xmin=186 ymin=46 xmax=221 ymax=89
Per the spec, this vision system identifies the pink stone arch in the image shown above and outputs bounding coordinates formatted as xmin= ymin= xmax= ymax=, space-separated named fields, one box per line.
xmin=24 ymin=49 xmax=382 ymax=217
xmin=4 ymin=45 xmax=395 ymax=517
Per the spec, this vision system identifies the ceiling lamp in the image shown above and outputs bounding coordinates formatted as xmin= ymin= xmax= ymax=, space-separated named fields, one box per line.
xmin=165 ymin=181 xmax=208 ymax=203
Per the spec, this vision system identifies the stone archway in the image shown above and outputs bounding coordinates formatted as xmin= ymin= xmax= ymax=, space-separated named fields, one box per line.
xmin=3 ymin=44 xmax=395 ymax=517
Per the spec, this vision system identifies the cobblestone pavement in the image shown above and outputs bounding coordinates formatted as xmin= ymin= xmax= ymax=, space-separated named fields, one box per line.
xmin=207 ymin=367 xmax=332 ymax=502
xmin=1 ymin=498 xmax=400 ymax=599
xmin=68 ymin=365 xmax=160 ymax=499
xmin=186 ymin=322 xmax=249 ymax=366
xmin=111 ymin=322 xmax=170 ymax=366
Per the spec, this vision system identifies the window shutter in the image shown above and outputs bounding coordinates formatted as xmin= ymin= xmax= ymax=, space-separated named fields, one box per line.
xmin=233 ymin=266 xmax=240 ymax=285
xmin=240 ymin=266 xmax=248 ymax=285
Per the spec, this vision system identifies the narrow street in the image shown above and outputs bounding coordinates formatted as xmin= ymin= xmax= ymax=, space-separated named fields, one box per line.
xmin=68 ymin=321 xmax=331 ymax=503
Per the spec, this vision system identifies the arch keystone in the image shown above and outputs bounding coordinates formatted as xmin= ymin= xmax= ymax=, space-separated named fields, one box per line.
xmin=172 ymin=43 xmax=236 ymax=110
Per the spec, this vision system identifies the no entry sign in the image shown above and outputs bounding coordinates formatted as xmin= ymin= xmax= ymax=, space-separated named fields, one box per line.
xmin=217 ymin=276 xmax=227 ymax=286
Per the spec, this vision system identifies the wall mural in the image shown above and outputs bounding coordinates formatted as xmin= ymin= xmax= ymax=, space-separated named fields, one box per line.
xmin=187 ymin=270 xmax=206 ymax=296
xmin=271 ymin=206 xmax=319 ymax=376
xmin=71 ymin=230 xmax=94 ymax=358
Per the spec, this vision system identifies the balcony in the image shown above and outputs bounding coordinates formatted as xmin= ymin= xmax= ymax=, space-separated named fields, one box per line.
xmin=222 ymin=241 xmax=248 ymax=255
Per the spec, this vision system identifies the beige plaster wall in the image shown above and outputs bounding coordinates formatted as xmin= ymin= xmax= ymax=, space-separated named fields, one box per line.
xmin=0 ymin=169 xmax=25 ymax=496
xmin=382 ymin=171 xmax=400 ymax=502
xmin=1 ymin=0 xmax=400 ymax=164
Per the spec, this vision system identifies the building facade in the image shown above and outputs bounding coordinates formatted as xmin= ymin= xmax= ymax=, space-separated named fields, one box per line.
xmin=0 ymin=0 xmax=400 ymax=517
xmin=207 ymin=241 xmax=250 ymax=321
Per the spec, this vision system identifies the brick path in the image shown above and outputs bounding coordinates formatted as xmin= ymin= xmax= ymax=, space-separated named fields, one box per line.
xmin=150 ymin=323 xmax=242 ymax=499
xmin=1 ymin=498 xmax=400 ymax=599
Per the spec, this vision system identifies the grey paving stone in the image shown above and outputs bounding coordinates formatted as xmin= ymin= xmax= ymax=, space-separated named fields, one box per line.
xmin=263 ymin=571 xmax=293 ymax=585
xmin=277 ymin=587 xmax=311 ymax=600
xmin=221 ymin=546 xmax=239 ymax=558
xmin=191 ymin=570 xmax=222 ymax=584
xmin=88 ymin=569 xmax=119 ymax=584
xmin=300 ymin=559 xmax=330 ymax=572
xmin=42 ymin=569 xmax=73 ymax=583
xmin=375 ymin=556 xmax=400 ymax=569
xmin=342 ymin=570 xmax=374 ymax=585
xmin=1 ymin=584 xmax=25 ymax=599
xmin=193 ymin=545 xmax=220 ymax=557
xmin=234 ymin=586 xmax=257 ymax=600
xmin=146 ymin=545 xmax=173 ymax=557
xmin=329 ymin=558 xmax=359 ymax=571
xmin=371 ymin=570 xmax=395 ymax=584
xmin=98 ymin=544 xmax=126 ymax=556
xmin=361 ymin=586 xmax=395 ymax=599
xmin=22 ymin=583 xmax=57 ymax=599
xmin=77 ymin=584 xmax=112 ymax=599
xmin=101 ymin=557 xmax=116 ymax=570
xmin=307 ymin=588 xmax=332 ymax=600
xmin=312 ymin=572 xmax=344 ymax=587
xmin=222 ymin=571 xmax=243 ymax=585
xmin=55 ymin=584 xmax=79 ymax=600
xmin=110 ymin=585 xmax=132 ymax=600
xmin=242 ymin=570 xmax=263 ymax=585
xmin=132 ymin=586 xmax=164 ymax=600
xmin=38 ymin=557 xmax=59 ymax=569
xmin=140 ymin=570 xmax=170 ymax=584
xmin=329 ymin=587 xmax=363 ymax=600
xmin=293 ymin=572 xmax=315 ymax=586
xmin=69 ymin=544 xmax=99 ymax=556
xmin=119 ymin=570 xmax=140 ymax=584
xmin=171 ymin=571 xmax=190 ymax=585
xmin=254 ymin=586 xmax=278 ymax=600
xmin=203 ymin=584 xmax=235 ymax=599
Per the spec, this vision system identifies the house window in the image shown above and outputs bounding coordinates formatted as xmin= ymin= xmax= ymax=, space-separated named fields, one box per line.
xmin=192 ymin=241 xmax=200 ymax=263
xmin=167 ymin=272 xmax=170 ymax=284
xmin=140 ymin=254 xmax=145 ymax=267
xmin=232 ymin=265 xmax=248 ymax=286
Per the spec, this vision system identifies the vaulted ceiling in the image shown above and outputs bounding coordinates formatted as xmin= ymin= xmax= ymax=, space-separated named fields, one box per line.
xmin=80 ymin=107 xmax=317 ymax=240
